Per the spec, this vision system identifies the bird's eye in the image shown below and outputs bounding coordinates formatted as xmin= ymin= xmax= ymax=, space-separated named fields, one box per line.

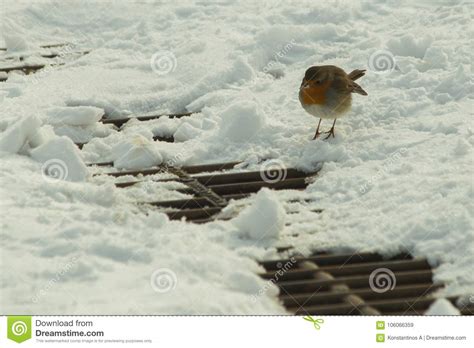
xmin=315 ymin=80 xmax=322 ymax=84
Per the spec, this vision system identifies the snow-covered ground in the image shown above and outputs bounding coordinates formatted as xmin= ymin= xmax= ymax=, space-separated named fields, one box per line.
xmin=0 ymin=0 xmax=473 ymax=314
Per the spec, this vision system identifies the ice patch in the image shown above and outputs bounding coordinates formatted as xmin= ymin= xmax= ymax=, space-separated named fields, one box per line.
xmin=233 ymin=188 xmax=286 ymax=241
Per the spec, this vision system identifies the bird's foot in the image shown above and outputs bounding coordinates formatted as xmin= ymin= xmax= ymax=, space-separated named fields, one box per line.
xmin=323 ymin=128 xmax=335 ymax=140
xmin=312 ymin=131 xmax=321 ymax=140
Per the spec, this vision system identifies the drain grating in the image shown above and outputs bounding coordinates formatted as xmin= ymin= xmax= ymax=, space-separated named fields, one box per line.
xmin=259 ymin=252 xmax=473 ymax=315
xmin=0 ymin=43 xmax=90 ymax=81
xmin=93 ymin=161 xmax=320 ymax=222
xmin=101 ymin=111 xmax=192 ymax=128
xmin=74 ymin=111 xmax=193 ymax=149
xmin=0 ymin=63 xmax=47 ymax=75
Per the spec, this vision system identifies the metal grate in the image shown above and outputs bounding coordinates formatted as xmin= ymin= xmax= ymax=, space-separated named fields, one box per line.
xmin=0 ymin=63 xmax=46 ymax=75
xmin=0 ymin=43 xmax=89 ymax=81
xmin=259 ymin=252 xmax=473 ymax=315
xmin=93 ymin=161 xmax=320 ymax=222
xmin=74 ymin=111 xmax=193 ymax=149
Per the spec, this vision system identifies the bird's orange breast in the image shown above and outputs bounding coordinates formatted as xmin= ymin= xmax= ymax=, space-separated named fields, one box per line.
xmin=300 ymin=81 xmax=331 ymax=106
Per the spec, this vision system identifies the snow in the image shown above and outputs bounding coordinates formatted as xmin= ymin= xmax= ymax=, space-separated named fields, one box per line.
xmin=46 ymin=106 xmax=104 ymax=126
xmin=233 ymin=188 xmax=286 ymax=242
xmin=2 ymin=20 xmax=31 ymax=52
xmin=0 ymin=0 xmax=472 ymax=315
xmin=425 ymin=299 xmax=461 ymax=316
xmin=218 ymin=101 xmax=266 ymax=143
xmin=112 ymin=134 xmax=163 ymax=170
xmin=30 ymin=136 xmax=89 ymax=182
xmin=0 ymin=115 xmax=41 ymax=153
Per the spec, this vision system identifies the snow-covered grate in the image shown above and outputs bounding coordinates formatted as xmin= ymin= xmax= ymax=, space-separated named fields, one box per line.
xmin=0 ymin=63 xmax=46 ymax=75
xmin=0 ymin=43 xmax=89 ymax=81
xmin=259 ymin=252 xmax=473 ymax=315
xmin=95 ymin=161 xmax=319 ymax=222
xmin=100 ymin=112 xmax=193 ymax=128
xmin=74 ymin=111 xmax=193 ymax=149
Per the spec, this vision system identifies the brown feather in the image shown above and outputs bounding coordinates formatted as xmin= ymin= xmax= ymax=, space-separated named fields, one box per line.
xmin=350 ymin=81 xmax=368 ymax=95
xmin=348 ymin=69 xmax=366 ymax=81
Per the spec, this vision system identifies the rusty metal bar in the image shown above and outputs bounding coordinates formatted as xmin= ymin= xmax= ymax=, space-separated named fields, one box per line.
xmin=277 ymin=270 xmax=434 ymax=294
xmin=260 ymin=252 xmax=410 ymax=270
xmin=99 ymin=161 xmax=240 ymax=177
xmin=296 ymin=261 xmax=380 ymax=315
xmin=165 ymin=206 xmax=222 ymax=220
xmin=101 ymin=112 xmax=192 ymax=127
xmin=193 ymin=168 xmax=315 ymax=186
xmin=145 ymin=197 xmax=214 ymax=209
xmin=192 ymin=177 xmax=311 ymax=196
xmin=112 ymin=168 xmax=315 ymax=190
xmin=167 ymin=167 xmax=227 ymax=208
xmin=143 ymin=193 xmax=250 ymax=209
xmin=40 ymin=43 xmax=70 ymax=49
xmin=153 ymin=135 xmax=174 ymax=142
xmin=0 ymin=63 xmax=45 ymax=73
xmin=182 ymin=162 xmax=241 ymax=174
xmin=260 ymin=259 xmax=431 ymax=281
xmin=101 ymin=166 xmax=167 ymax=177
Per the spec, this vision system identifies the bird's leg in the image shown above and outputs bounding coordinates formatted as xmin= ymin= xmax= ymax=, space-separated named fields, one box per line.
xmin=324 ymin=119 xmax=337 ymax=139
xmin=312 ymin=118 xmax=322 ymax=140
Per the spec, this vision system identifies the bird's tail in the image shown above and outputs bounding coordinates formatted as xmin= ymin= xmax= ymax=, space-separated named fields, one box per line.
xmin=348 ymin=69 xmax=366 ymax=81
xmin=351 ymin=81 xmax=368 ymax=96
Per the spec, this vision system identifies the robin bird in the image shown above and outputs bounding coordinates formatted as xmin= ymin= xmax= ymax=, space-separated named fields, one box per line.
xmin=299 ymin=65 xmax=368 ymax=139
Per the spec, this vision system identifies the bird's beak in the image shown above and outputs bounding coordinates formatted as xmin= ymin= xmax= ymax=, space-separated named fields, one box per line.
xmin=301 ymin=79 xmax=309 ymax=89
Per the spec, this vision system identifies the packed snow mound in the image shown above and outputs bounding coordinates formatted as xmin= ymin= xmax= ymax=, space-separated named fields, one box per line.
xmin=0 ymin=115 xmax=41 ymax=153
xmin=112 ymin=134 xmax=163 ymax=170
xmin=173 ymin=122 xmax=201 ymax=142
xmin=2 ymin=20 xmax=31 ymax=52
xmin=46 ymin=106 xmax=105 ymax=126
xmin=387 ymin=34 xmax=433 ymax=59
xmin=425 ymin=298 xmax=460 ymax=315
xmin=30 ymin=136 xmax=89 ymax=182
xmin=28 ymin=125 xmax=57 ymax=148
xmin=218 ymin=101 xmax=266 ymax=142
xmin=233 ymin=188 xmax=286 ymax=241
